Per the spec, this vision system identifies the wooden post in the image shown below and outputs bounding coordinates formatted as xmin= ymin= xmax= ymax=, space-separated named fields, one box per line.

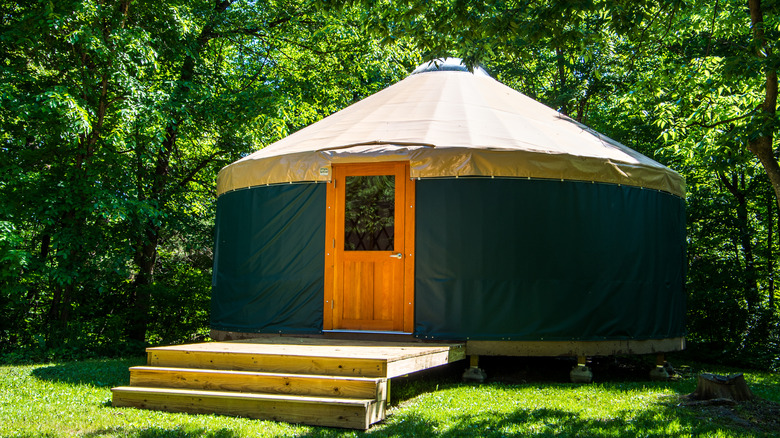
xmin=386 ymin=379 xmax=391 ymax=406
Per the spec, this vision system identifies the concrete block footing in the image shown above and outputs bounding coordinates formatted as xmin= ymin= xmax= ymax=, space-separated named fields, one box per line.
xmin=649 ymin=366 xmax=670 ymax=381
xmin=462 ymin=366 xmax=488 ymax=383
xmin=570 ymin=365 xmax=593 ymax=383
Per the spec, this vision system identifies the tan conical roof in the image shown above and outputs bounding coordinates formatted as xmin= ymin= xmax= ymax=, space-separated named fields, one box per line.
xmin=218 ymin=59 xmax=684 ymax=197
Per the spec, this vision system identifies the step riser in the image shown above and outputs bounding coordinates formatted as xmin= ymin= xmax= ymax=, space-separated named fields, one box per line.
xmin=112 ymin=390 xmax=383 ymax=430
xmin=129 ymin=368 xmax=386 ymax=399
xmin=148 ymin=350 xmax=387 ymax=377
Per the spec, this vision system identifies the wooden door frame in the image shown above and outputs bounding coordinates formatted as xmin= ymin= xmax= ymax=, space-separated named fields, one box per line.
xmin=323 ymin=161 xmax=415 ymax=333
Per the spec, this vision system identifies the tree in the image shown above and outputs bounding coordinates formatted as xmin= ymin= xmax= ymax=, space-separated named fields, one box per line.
xmin=361 ymin=0 xmax=780 ymax=367
xmin=0 ymin=0 xmax=416 ymax=357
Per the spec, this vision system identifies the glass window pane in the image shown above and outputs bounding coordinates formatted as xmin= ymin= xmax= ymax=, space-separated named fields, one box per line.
xmin=344 ymin=175 xmax=394 ymax=251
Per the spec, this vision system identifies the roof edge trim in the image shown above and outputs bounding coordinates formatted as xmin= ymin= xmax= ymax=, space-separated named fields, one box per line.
xmin=217 ymin=147 xmax=685 ymax=197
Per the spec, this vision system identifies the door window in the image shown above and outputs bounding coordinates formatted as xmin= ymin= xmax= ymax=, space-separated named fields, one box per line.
xmin=344 ymin=175 xmax=395 ymax=251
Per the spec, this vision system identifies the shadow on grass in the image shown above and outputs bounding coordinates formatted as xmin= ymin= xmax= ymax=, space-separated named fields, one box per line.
xmin=70 ymin=400 xmax=777 ymax=438
xmin=369 ymin=389 xmax=776 ymax=438
xmin=390 ymin=361 xmax=468 ymax=404
xmin=21 ymin=356 xmax=778 ymax=437
xmin=3 ymin=433 xmax=61 ymax=438
xmin=80 ymin=427 xmax=242 ymax=438
xmin=31 ymin=357 xmax=145 ymax=387
xmin=362 ymin=403 xmax=770 ymax=437
xmin=389 ymin=355 xmax=679 ymax=405
xmin=388 ymin=356 xmax=636 ymax=406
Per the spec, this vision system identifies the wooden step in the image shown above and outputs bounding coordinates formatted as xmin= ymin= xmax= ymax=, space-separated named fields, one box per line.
xmin=147 ymin=349 xmax=387 ymax=377
xmin=128 ymin=366 xmax=387 ymax=399
xmin=111 ymin=386 xmax=384 ymax=429
xmin=145 ymin=339 xmax=465 ymax=378
xmin=111 ymin=339 xmax=465 ymax=429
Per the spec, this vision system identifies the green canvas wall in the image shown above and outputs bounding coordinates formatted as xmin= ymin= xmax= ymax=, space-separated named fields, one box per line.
xmin=414 ymin=178 xmax=686 ymax=340
xmin=211 ymin=183 xmax=326 ymax=333
xmin=210 ymin=178 xmax=686 ymax=341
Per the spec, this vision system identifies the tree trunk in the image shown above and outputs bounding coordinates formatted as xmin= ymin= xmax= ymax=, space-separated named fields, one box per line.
xmin=768 ymin=195 xmax=774 ymax=300
xmin=126 ymin=0 xmax=231 ymax=344
xmin=127 ymin=228 xmax=158 ymax=343
xmin=691 ymin=373 xmax=754 ymax=402
xmin=750 ymin=139 xmax=780 ymax=218
xmin=747 ymin=0 xmax=780 ymax=213
xmin=746 ymin=0 xmax=780 ymax=324
xmin=718 ymin=171 xmax=760 ymax=311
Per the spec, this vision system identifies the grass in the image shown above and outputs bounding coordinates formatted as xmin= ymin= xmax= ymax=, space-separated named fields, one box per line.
xmin=0 ymin=355 xmax=778 ymax=437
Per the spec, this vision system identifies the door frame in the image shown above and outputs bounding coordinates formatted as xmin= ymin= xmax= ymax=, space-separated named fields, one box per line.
xmin=323 ymin=161 xmax=415 ymax=333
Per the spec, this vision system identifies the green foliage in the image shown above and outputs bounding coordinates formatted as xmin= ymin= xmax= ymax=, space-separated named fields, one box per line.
xmin=1 ymin=0 xmax=780 ymax=370
xmin=145 ymin=242 xmax=212 ymax=346
xmin=617 ymin=1 xmax=780 ymax=369
xmin=361 ymin=0 xmax=780 ymax=370
xmin=0 ymin=0 xmax=415 ymax=360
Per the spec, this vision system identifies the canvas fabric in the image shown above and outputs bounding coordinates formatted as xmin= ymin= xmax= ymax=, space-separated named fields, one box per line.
xmin=217 ymin=70 xmax=685 ymax=197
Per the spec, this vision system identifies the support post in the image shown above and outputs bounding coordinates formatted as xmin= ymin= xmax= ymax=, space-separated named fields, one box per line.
xmin=462 ymin=354 xmax=487 ymax=383
xmin=649 ymin=353 xmax=670 ymax=381
xmin=386 ymin=379 xmax=391 ymax=406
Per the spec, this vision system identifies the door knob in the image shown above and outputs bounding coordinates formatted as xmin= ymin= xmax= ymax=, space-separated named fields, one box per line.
xmin=389 ymin=253 xmax=403 ymax=259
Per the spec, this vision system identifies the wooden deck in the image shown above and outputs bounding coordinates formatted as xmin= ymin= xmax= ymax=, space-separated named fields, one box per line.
xmin=112 ymin=338 xmax=465 ymax=429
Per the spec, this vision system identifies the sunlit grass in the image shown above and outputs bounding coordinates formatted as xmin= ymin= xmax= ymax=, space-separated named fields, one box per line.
xmin=0 ymin=357 xmax=778 ymax=437
xmin=385 ymin=384 xmax=703 ymax=437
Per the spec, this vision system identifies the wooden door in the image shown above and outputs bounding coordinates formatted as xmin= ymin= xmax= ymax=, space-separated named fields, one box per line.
xmin=324 ymin=162 xmax=415 ymax=332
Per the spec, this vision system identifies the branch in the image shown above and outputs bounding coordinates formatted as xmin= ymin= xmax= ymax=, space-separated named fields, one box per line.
xmin=717 ymin=169 xmax=738 ymax=195
xmin=235 ymin=68 xmax=264 ymax=94
xmin=275 ymin=35 xmax=330 ymax=55
xmin=628 ymin=4 xmax=667 ymax=71
xmin=656 ymin=1 xmax=680 ymax=47
xmin=635 ymin=5 xmax=664 ymax=49
xmin=717 ymin=169 xmax=747 ymax=205
xmin=706 ymin=0 xmax=720 ymax=57
xmin=225 ymin=28 xmax=336 ymax=56
xmin=212 ymin=5 xmax=312 ymax=39
xmin=748 ymin=0 xmax=777 ymax=117
xmin=687 ymin=111 xmax=753 ymax=129
xmin=177 ymin=151 xmax=223 ymax=188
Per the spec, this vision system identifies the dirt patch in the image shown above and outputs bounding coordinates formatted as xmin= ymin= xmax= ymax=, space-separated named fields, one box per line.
xmin=680 ymin=397 xmax=780 ymax=433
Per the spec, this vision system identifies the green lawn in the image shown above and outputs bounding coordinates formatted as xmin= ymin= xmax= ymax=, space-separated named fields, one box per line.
xmin=1 ymin=355 xmax=778 ymax=437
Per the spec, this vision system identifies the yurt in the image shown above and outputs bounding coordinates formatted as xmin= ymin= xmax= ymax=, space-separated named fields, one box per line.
xmin=211 ymin=59 xmax=686 ymax=362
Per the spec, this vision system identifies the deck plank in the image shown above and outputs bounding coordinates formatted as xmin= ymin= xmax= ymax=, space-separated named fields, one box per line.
xmin=129 ymin=366 xmax=386 ymax=399
xmin=146 ymin=339 xmax=465 ymax=377
xmin=149 ymin=338 xmax=458 ymax=360
xmin=386 ymin=344 xmax=466 ymax=378
xmin=112 ymin=386 xmax=379 ymax=430
xmin=148 ymin=350 xmax=387 ymax=377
